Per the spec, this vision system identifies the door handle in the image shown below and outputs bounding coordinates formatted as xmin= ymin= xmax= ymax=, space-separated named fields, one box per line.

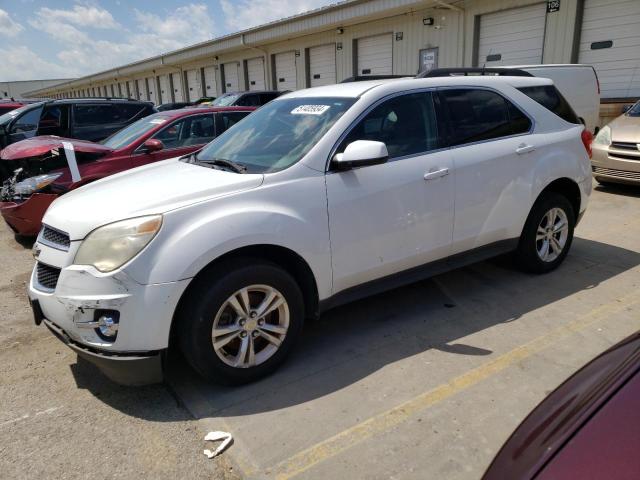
xmin=516 ymin=144 xmax=536 ymax=155
xmin=423 ymin=168 xmax=449 ymax=181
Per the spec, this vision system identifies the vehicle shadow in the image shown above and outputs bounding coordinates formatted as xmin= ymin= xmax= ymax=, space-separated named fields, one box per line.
xmin=594 ymin=183 xmax=640 ymax=198
xmin=73 ymin=237 xmax=640 ymax=420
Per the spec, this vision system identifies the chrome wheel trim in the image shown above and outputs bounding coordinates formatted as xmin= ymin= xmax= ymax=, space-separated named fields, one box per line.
xmin=211 ymin=284 xmax=290 ymax=368
xmin=535 ymin=207 xmax=569 ymax=263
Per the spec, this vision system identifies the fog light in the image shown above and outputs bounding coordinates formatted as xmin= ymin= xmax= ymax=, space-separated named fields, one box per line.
xmin=98 ymin=315 xmax=119 ymax=337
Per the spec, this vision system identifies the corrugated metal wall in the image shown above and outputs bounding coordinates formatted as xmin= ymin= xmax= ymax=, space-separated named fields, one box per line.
xmin=41 ymin=0 xmax=639 ymax=102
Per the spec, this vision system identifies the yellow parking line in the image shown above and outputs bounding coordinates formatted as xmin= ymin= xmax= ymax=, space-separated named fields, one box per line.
xmin=271 ymin=293 xmax=639 ymax=480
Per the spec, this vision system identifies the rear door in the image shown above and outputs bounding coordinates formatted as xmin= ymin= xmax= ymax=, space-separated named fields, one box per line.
xmin=72 ymin=103 xmax=147 ymax=141
xmin=438 ymin=88 xmax=535 ymax=254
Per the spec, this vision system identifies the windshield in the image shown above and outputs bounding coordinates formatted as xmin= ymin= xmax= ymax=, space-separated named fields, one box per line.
xmin=0 ymin=103 xmax=42 ymax=125
xmin=195 ymin=97 xmax=356 ymax=173
xmin=627 ymin=101 xmax=640 ymax=116
xmin=211 ymin=94 xmax=241 ymax=106
xmin=101 ymin=114 xmax=173 ymax=149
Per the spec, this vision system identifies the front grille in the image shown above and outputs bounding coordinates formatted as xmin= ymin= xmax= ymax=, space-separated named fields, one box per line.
xmin=36 ymin=262 xmax=61 ymax=291
xmin=609 ymin=153 xmax=640 ymax=161
xmin=611 ymin=141 xmax=639 ymax=151
xmin=593 ymin=166 xmax=640 ymax=181
xmin=41 ymin=226 xmax=70 ymax=250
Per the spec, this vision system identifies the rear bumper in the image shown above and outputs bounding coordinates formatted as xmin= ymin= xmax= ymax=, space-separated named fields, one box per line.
xmin=43 ymin=317 xmax=164 ymax=386
xmin=0 ymin=193 xmax=58 ymax=236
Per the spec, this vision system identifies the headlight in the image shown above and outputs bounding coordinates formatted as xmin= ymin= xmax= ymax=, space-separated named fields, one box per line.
xmin=14 ymin=172 xmax=62 ymax=196
xmin=74 ymin=215 xmax=162 ymax=273
xmin=593 ymin=125 xmax=611 ymax=146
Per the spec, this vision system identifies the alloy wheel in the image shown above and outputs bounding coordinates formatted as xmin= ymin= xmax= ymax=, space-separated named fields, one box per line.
xmin=211 ymin=284 xmax=290 ymax=368
xmin=535 ymin=207 xmax=569 ymax=263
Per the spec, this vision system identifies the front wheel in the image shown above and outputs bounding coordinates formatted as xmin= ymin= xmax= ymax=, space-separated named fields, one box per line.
xmin=178 ymin=259 xmax=304 ymax=385
xmin=515 ymin=192 xmax=575 ymax=274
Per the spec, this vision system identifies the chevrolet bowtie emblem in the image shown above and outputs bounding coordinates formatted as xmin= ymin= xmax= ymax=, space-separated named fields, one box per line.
xmin=32 ymin=243 xmax=41 ymax=259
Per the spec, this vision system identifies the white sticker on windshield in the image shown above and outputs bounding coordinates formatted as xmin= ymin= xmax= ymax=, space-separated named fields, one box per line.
xmin=291 ymin=105 xmax=330 ymax=115
xmin=149 ymin=118 xmax=167 ymax=124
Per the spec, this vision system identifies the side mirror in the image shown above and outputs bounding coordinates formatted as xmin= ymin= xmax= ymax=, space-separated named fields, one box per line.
xmin=622 ymin=104 xmax=632 ymax=113
xmin=142 ymin=138 xmax=164 ymax=153
xmin=332 ymin=140 xmax=389 ymax=171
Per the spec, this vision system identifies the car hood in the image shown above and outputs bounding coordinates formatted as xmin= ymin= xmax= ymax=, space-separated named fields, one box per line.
xmin=0 ymin=136 xmax=113 ymax=160
xmin=43 ymin=158 xmax=264 ymax=240
xmin=609 ymin=115 xmax=640 ymax=143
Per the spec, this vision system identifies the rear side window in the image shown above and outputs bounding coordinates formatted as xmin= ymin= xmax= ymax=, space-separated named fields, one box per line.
xmin=235 ymin=94 xmax=261 ymax=107
xmin=217 ymin=112 xmax=250 ymax=134
xmin=440 ymin=89 xmax=530 ymax=146
xmin=517 ymin=86 xmax=580 ymax=124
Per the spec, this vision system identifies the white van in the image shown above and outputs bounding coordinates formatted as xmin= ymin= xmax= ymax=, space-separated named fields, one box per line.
xmin=421 ymin=65 xmax=601 ymax=133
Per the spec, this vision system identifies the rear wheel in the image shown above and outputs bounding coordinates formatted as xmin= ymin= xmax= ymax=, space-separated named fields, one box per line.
xmin=516 ymin=192 xmax=575 ymax=274
xmin=178 ymin=259 xmax=304 ymax=385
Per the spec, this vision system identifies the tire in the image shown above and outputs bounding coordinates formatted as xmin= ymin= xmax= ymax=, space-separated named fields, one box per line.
xmin=178 ymin=258 xmax=304 ymax=385
xmin=515 ymin=192 xmax=575 ymax=274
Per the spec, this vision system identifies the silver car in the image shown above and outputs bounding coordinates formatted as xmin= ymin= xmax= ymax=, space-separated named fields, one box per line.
xmin=592 ymin=101 xmax=640 ymax=186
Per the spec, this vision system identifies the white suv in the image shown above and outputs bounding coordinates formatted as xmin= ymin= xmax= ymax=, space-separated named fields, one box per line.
xmin=28 ymin=76 xmax=592 ymax=385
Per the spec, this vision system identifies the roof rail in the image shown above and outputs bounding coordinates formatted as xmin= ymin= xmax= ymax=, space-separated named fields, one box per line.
xmin=340 ymin=74 xmax=414 ymax=83
xmin=416 ymin=68 xmax=534 ymax=78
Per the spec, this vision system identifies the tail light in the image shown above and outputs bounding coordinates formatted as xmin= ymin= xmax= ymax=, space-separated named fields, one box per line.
xmin=581 ymin=129 xmax=593 ymax=159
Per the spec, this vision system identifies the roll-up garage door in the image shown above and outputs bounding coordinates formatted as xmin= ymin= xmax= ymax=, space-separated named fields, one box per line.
xmin=309 ymin=44 xmax=336 ymax=87
xmin=159 ymin=75 xmax=170 ymax=103
xmin=147 ymin=77 xmax=158 ymax=104
xmin=203 ymin=67 xmax=216 ymax=97
xmin=579 ymin=0 xmax=640 ymax=99
xmin=127 ymin=81 xmax=135 ymax=99
xmin=274 ymin=51 xmax=297 ymax=91
xmin=137 ymin=79 xmax=148 ymax=101
xmin=247 ymin=57 xmax=266 ymax=91
xmin=185 ymin=69 xmax=200 ymax=102
xmin=357 ymin=33 xmax=393 ymax=76
xmin=477 ymin=3 xmax=546 ymax=66
xmin=118 ymin=83 xmax=127 ymax=98
xmin=223 ymin=62 xmax=240 ymax=93
xmin=171 ymin=72 xmax=184 ymax=102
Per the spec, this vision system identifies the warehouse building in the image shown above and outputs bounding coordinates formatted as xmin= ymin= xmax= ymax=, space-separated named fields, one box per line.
xmin=25 ymin=0 xmax=640 ymax=106
xmin=1 ymin=79 xmax=74 ymax=100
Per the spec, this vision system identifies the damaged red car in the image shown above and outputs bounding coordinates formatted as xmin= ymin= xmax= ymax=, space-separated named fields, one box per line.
xmin=0 ymin=106 xmax=255 ymax=236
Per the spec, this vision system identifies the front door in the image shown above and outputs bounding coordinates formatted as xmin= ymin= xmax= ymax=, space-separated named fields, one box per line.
xmin=326 ymin=91 xmax=454 ymax=293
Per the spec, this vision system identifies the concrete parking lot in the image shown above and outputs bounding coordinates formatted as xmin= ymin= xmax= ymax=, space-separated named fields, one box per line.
xmin=2 ymin=183 xmax=639 ymax=479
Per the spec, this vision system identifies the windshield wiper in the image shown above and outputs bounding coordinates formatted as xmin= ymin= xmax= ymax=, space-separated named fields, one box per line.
xmin=196 ymin=157 xmax=247 ymax=174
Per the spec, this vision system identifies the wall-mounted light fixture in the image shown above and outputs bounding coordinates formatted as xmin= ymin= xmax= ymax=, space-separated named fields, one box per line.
xmin=336 ymin=27 xmax=344 ymax=34
xmin=423 ymin=17 xmax=434 ymax=26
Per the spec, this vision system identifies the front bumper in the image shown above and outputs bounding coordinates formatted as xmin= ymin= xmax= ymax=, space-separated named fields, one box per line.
xmin=28 ymin=255 xmax=191 ymax=385
xmin=0 ymin=193 xmax=58 ymax=236
xmin=592 ymin=143 xmax=640 ymax=185
xmin=43 ymin=317 xmax=164 ymax=385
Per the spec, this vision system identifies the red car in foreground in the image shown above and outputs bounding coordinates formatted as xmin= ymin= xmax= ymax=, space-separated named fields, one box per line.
xmin=0 ymin=106 xmax=254 ymax=236
xmin=483 ymin=331 xmax=640 ymax=480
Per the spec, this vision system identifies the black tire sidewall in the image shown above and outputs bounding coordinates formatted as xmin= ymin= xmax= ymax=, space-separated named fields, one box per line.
xmin=179 ymin=260 xmax=304 ymax=385
xmin=517 ymin=192 xmax=575 ymax=273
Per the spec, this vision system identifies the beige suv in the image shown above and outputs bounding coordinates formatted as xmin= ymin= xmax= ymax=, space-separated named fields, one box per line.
xmin=592 ymin=101 xmax=640 ymax=186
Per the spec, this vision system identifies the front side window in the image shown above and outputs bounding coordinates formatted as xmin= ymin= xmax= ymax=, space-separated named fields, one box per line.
xmin=195 ymin=97 xmax=356 ymax=173
xmin=440 ymin=89 xmax=529 ymax=146
xmin=102 ymin=114 xmax=173 ymax=149
xmin=38 ymin=105 xmax=69 ymax=136
xmin=338 ymin=91 xmax=440 ymax=159
xmin=152 ymin=114 xmax=215 ymax=149
xmin=9 ymin=105 xmax=43 ymax=134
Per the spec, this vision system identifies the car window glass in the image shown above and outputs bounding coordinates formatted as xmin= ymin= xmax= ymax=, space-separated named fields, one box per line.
xmin=38 ymin=105 xmax=69 ymax=135
xmin=440 ymin=89 xmax=515 ymax=146
xmin=9 ymin=105 xmax=43 ymax=134
xmin=338 ymin=92 xmax=439 ymax=159
xmin=112 ymin=104 xmax=145 ymax=122
xmin=151 ymin=115 xmax=215 ymax=149
xmin=218 ymin=112 xmax=250 ymax=133
xmin=517 ymin=86 xmax=580 ymax=124
xmin=260 ymin=93 xmax=279 ymax=104
xmin=102 ymin=114 xmax=173 ymax=149
xmin=236 ymin=94 xmax=261 ymax=107
xmin=73 ymin=104 xmax=115 ymax=126
xmin=508 ymin=102 xmax=532 ymax=135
